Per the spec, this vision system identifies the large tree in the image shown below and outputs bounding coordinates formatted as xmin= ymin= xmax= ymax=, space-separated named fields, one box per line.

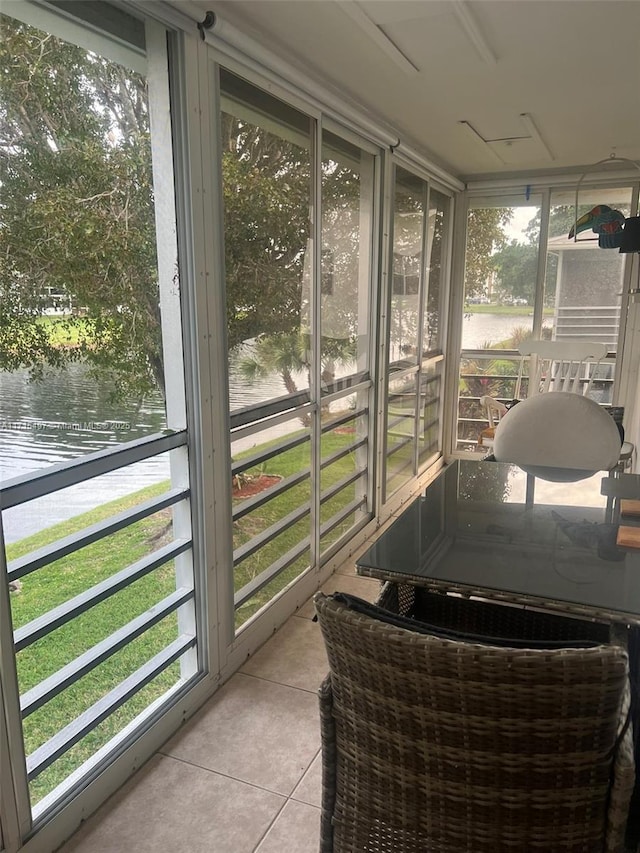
xmin=0 ymin=17 xmax=313 ymax=400
xmin=490 ymin=240 xmax=538 ymax=303
xmin=0 ymin=18 xmax=162 ymax=399
xmin=464 ymin=207 xmax=512 ymax=298
xmin=220 ymin=114 xmax=310 ymax=350
xmin=490 ymin=206 xmax=584 ymax=306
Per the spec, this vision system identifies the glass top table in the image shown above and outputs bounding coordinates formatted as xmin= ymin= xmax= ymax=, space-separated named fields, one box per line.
xmin=357 ymin=460 xmax=640 ymax=626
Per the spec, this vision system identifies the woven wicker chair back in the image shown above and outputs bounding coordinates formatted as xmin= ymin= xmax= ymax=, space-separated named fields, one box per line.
xmin=315 ymin=590 xmax=633 ymax=853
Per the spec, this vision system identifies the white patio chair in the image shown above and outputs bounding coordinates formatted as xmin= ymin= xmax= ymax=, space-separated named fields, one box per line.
xmin=493 ymin=391 xmax=623 ymax=481
xmin=513 ymin=339 xmax=634 ymax=472
xmin=477 ymin=396 xmax=508 ymax=449
xmin=514 ymin=339 xmax=608 ymax=398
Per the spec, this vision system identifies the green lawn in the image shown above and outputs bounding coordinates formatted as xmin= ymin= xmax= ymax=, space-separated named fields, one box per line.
xmin=36 ymin=315 xmax=90 ymax=348
xmin=232 ymin=426 xmax=363 ymax=623
xmin=7 ymin=426 xmax=361 ymax=805
xmin=8 ymin=481 xmax=179 ymax=805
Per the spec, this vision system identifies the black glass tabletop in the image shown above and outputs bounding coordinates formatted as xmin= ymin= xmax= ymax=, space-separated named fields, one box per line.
xmin=357 ymin=460 xmax=640 ymax=624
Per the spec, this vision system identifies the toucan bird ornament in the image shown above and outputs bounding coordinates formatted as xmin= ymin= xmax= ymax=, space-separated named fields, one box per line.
xmin=568 ymin=204 xmax=626 ymax=248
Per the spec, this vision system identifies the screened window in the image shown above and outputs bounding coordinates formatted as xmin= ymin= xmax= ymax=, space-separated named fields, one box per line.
xmin=384 ymin=167 xmax=448 ymax=499
xmin=544 ymin=187 xmax=633 ymax=357
xmin=0 ymin=7 xmax=195 ymax=825
xmin=456 ymin=184 xmax=638 ymax=450
xmin=220 ymin=75 xmax=376 ymax=627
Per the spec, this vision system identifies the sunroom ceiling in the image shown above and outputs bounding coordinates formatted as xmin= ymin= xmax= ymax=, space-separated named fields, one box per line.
xmin=202 ymin=0 xmax=640 ymax=181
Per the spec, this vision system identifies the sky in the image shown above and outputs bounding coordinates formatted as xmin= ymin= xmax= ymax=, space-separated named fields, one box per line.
xmin=507 ymin=206 xmax=537 ymax=242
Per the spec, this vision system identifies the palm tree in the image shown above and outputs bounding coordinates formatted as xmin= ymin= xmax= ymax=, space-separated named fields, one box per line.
xmin=239 ymin=332 xmax=356 ymax=425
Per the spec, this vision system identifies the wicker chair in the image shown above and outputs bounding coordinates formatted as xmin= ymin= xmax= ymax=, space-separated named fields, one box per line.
xmin=315 ymin=585 xmax=635 ymax=853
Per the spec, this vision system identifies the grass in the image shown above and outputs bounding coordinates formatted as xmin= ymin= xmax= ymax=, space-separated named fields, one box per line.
xmin=8 ymin=481 xmax=180 ymax=805
xmin=7 ymin=425 xmax=361 ymax=805
xmin=232 ymin=426 xmax=363 ymax=623
xmin=36 ymin=316 xmax=90 ymax=348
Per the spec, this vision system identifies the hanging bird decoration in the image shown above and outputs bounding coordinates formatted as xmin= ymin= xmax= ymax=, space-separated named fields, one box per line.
xmin=568 ymin=204 xmax=626 ymax=248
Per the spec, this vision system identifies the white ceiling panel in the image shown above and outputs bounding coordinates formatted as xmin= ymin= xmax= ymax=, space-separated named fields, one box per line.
xmin=205 ymin=0 xmax=640 ymax=180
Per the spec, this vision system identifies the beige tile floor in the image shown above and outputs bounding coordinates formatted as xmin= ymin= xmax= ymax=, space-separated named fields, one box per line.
xmin=57 ymin=558 xmax=382 ymax=853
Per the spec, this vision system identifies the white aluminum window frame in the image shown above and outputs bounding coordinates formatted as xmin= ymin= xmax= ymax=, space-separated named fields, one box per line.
xmin=0 ymin=1 xmax=461 ymax=848
xmin=380 ymin=160 xmax=451 ymax=505
xmin=0 ymin=8 xmax=213 ymax=852
xmin=211 ymin=57 xmax=383 ymax=652
xmin=449 ymin=180 xmax=640 ymax=457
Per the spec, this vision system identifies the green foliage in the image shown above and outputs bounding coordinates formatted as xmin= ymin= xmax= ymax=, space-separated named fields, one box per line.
xmin=239 ymin=331 xmax=356 ymax=398
xmin=0 ymin=18 xmax=322 ymax=400
xmin=6 ymin=481 xmax=177 ymax=803
xmin=491 ymin=240 xmax=538 ymax=302
xmin=464 ymin=207 xmax=512 ymax=297
xmin=220 ymin=114 xmax=311 ymax=350
xmin=0 ymin=17 xmax=163 ymax=399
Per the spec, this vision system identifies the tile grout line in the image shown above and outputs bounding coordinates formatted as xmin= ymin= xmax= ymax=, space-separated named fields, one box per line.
xmin=249 ymin=743 xmax=322 ymax=852
xmin=250 ymin=793 xmax=321 ymax=853
xmin=154 ymin=751 xmax=292 ymax=799
xmin=239 ymin=669 xmax=326 ymax=695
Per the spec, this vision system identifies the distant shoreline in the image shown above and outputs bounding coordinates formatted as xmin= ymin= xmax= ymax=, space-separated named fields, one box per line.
xmin=464 ymin=304 xmax=554 ymax=315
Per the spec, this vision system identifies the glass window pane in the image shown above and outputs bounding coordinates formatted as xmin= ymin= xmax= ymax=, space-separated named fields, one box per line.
xmin=0 ymin=18 xmax=169 ymax=486
xmin=458 ymin=199 xmax=540 ymax=451
xmin=0 ymin=365 xmax=166 ymax=524
xmin=418 ymin=360 xmax=443 ymax=467
xmin=0 ymin=13 xmax=192 ymax=814
xmin=456 ymin=353 xmax=521 ymax=451
xmin=321 ymin=132 xmax=374 ymax=392
xmin=423 ymin=189 xmax=449 ymax=353
xmin=463 ymin=200 xmax=541 ymax=349
xmin=390 ymin=167 xmax=425 ymax=367
xmin=320 ymin=404 xmax=369 ymax=554
xmin=231 ymin=416 xmax=311 ymax=629
xmin=544 ymin=187 xmax=633 ymax=356
xmin=385 ymin=369 xmax=418 ymax=494
xmin=220 ymin=71 xmax=312 ymax=410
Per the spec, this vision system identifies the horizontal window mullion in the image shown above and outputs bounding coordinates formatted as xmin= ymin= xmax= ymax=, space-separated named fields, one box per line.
xmin=320 ymin=407 xmax=367 ymax=435
xmin=230 ymin=391 xmax=311 ymax=429
xmin=388 ymin=413 xmax=413 ymax=430
xmin=387 ymin=436 xmax=413 ymax=458
xmin=422 ymin=417 xmax=440 ymax=433
xmin=232 ymin=432 xmax=310 ymax=477
xmin=389 ymin=391 xmax=418 ymax=405
xmin=230 ymin=403 xmax=314 ymax=444
xmin=233 ymin=505 xmax=310 ymax=566
xmin=232 ymin=470 xmax=310 ymax=522
xmin=320 ymin=371 xmax=370 ymax=397
xmin=420 ymin=352 xmax=445 ymax=367
xmin=234 ymin=538 xmax=311 ymax=610
xmin=422 ymin=375 xmax=442 ymax=390
xmin=0 ymin=431 xmax=187 ymax=510
xmin=14 ymin=539 xmax=191 ymax=652
xmin=460 ymin=349 xmax=520 ymax=358
xmin=20 ymin=587 xmax=193 ymax=718
xmin=320 ymin=437 xmax=367 ymax=470
xmin=26 ymin=634 xmax=196 ymax=781
xmin=388 ymin=363 xmax=419 ymax=381
xmin=8 ymin=488 xmax=189 ymax=582
xmin=320 ymin=470 xmax=364 ymax=505
xmin=44 ymin=1 xmax=146 ymax=50
xmin=320 ymin=497 xmax=367 ymax=539
xmin=422 ymin=395 xmax=440 ymax=408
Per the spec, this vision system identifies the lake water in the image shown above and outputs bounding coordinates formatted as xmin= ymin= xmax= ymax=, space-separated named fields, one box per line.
xmin=0 ymin=315 xmax=526 ymax=543
xmin=461 ymin=312 xmax=531 ymax=350
xmin=0 ymin=348 xmax=304 ymax=543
